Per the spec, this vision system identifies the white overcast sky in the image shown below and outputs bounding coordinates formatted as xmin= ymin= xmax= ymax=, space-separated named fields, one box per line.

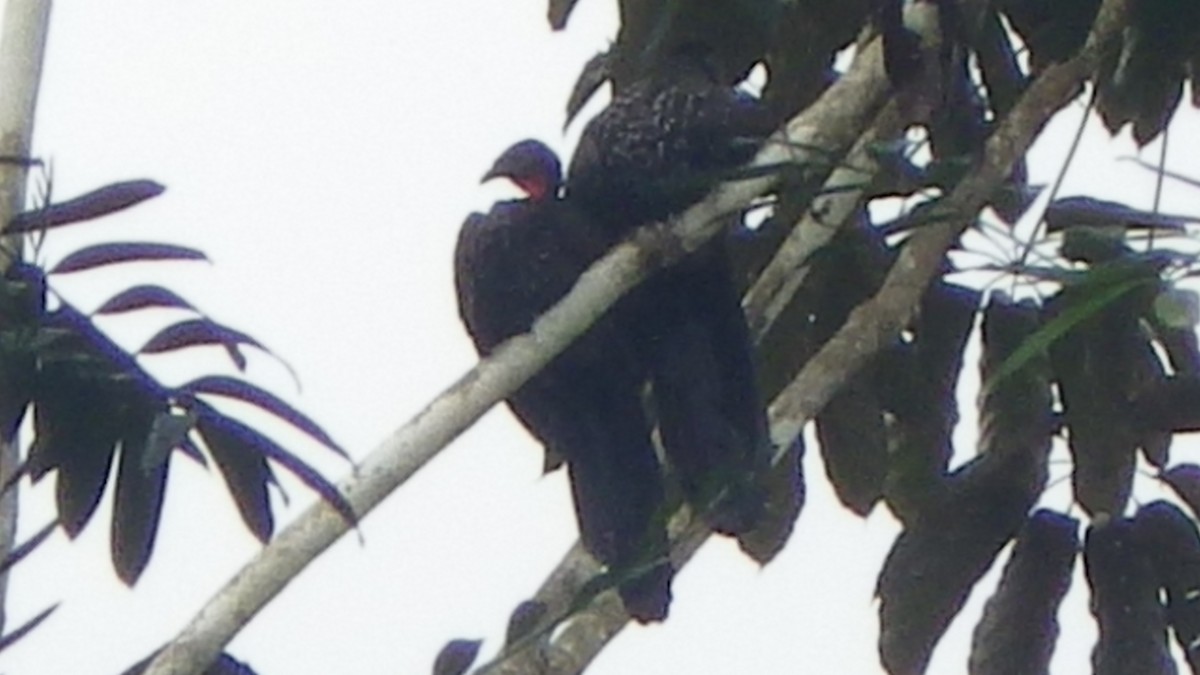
xmin=4 ymin=2 xmax=1200 ymax=674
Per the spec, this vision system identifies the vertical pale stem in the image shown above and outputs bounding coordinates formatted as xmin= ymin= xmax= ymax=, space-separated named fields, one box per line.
xmin=0 ymin=0 xmax=52 ymax=635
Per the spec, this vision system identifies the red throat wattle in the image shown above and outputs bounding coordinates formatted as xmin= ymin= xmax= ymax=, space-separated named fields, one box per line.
xmin=515 ymin=176 xmax=550 ymax=202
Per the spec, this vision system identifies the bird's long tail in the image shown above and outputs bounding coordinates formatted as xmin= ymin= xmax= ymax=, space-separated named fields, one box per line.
xmin=564 ymin=395 xmax=673 ymax=623
xmin=647 ymin=244 xmax=777 ymax=542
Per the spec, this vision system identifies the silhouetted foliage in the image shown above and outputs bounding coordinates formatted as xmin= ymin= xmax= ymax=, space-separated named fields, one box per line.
xmin=463 ymin=0 xmax=1200 ymax=672
xmin=1 ymin=181 xmax=352 ymax=586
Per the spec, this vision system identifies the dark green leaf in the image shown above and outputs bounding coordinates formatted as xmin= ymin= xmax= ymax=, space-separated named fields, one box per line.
xmin=505 ymin=600 xmax=548 ymax=646
xmin=877 ymin=449 xmax=1040 ymax=674
xmin=565 ymin=50 xmax=612 ymax=128
xmin=1162 ymin=464 xmax=1200 ymax=520
xmin=814 ymin=376 xmax=885 ymax=516
xmin=140 ymin=319 xmax=263 ymax=371
xmin=195 ymin=411 xmax=275 ymax=543
xmin=112 ymin=409 xmax=170 ymax=585
xmin=50 ymin=242 xmax=207 ymax=274
xmin=547 ymin=0 xmax=582 ymax=30
xmin=181 ymin=375 xmax=348 ymax=458
xmin=95 ymin=284 xmax=198 ymax=315
xmin=737 ymin=437 xmax=804 ymax=564
xmin=433 ymin=639 xmax=482 ymax=675
xmin=1135 ymin=500 xmax=1200 ymax=672
xmin=1084 ymin=518 xmax=1176 ymax=674
xmin=6 ymin=180 xmax=164 ymax=233
xmin=969 ymin=510 xmax=1078 ymax=675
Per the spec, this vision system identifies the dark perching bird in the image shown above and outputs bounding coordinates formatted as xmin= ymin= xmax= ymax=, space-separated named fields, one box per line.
xmin=567 ymin=49 xmax=776 ymax=232
xmin=566 ymin=48 xmax=779 ymax=545
xmin=454 ymin=139 xmax=673 ymax=622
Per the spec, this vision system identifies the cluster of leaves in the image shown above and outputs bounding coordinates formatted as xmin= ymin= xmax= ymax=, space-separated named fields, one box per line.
xmin=1002 ymin=0 xmax=1200 ymax=145
xmin=0 ymin=179 xmax=351 ymax=661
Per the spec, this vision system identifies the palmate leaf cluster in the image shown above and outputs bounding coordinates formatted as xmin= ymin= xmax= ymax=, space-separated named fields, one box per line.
xmin=0 ymin=179 xmax=351 ymax=666
xmin=447 ymin=1 xmax=1200 ymax=673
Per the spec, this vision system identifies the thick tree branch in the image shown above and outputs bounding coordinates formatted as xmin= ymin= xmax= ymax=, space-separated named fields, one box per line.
xmin=479 ymin=1 xmax=1130 ymax=672
xmin=744 ymin=101 xmax=905 ymax=346
xmin=0 ymin=0 xmax=52 ymax=637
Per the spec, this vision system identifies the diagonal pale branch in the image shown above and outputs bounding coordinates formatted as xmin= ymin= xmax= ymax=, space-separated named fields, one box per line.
xmin=479 ymin=0 xmax=1131 ymax=672
xmin=0 ymin=0 xmax=52 ymax=637
xmin=744 ymin=100 xmax=905 ymax=346
xmin=143 ymin=16 xmax=900 ymax=675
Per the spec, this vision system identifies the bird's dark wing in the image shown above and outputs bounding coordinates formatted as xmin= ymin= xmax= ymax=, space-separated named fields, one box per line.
xmin=455 ymin=203 xmax=591 ymax=353
xmin=453 ymin=198 xmax=674 ymax=620
xmin=455 ymin=201 xmax=600 ymax=448
xmin=559 ymin=375 xmax=672 ymax=622
xmin=453 ymin=212 xmax=493 ymax=347
xmin=638 ymin=240 xmax=770 ymax=537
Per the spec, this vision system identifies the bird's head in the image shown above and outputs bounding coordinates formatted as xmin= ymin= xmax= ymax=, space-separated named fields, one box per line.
xmin=481 ymin=139 xmax=563 ymax=202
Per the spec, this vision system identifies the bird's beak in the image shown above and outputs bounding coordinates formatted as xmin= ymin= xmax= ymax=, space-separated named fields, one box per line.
xmin=481 ymin=161 xmax=508 ymax=184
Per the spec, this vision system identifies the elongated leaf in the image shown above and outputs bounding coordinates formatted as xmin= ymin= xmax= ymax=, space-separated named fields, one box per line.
xmin=1162 ymin=464 xmax=1200 ymax=520
xmin=181 ymin=375 xmax=347 ymax=457
xmin=1136 ymin=500 xmax=1200 ymax=672
xmin=193 ymin=400 xmax=355 ymax=536
xmin=505 ymin=600 xmax=548 ymax=646
xmin=251 ymin=432 xmax=355 ymax=527
xmin=565 ymin=50 xmax=612 ymax=128
xmin=991 ymin=274 xmax=1151 ymax=395
xmin=882 ymin=282 xmax=979 ymax=524
xmin=7 ymin=180 xmax=165 ymax=233
xmin=0 ymin=520 xmax=56 ymax=576
xmin=1044 ymin=195 xmax=1194 ymax=233
xmin=737 ymin=437 xmax=804 ymax=564
xmin=177 ymin=435 xmax=208 ymax=467
xmin=111 ymin=407 xmax=170 ymax=585
xmin=31 ymin=370 xmax=122 ymax=536
xmin=94 ymin=284 xmax=198 ymax=315
xmin=1131 ymin=337 xmax=1172 ymax=468
xmin=978 ymin=294 xmax=1053 ymax=467
xmin=1084 ymin=518 xmax=1176 ymax=675
xmin=433 ymin=639 xmax=482 ymax=675
xmin=140 ymin=319 xmax=264 ymax=371
xmin=1046 ymin=272 xmax=1149 ymax=517
xmin=0 ymin=604 xmax=59 ymax=653
xmin=50 ymin=242 xmax=207 ymax=274
xmin=1135 ymin=377 xmax=1200 ymax=433
xmin=814 ymin=376 xmax=885 ymax=516
xmin=1154 ymin=322 xmax=1200 ymax=376
xmin=1059 ymin=226 xmax=1132 ymax=265
xmin=969 ymin=510 xmax=1078 ymax=675
xmin=547 ymin=0 xmax=581 ymax=29
xmin=877 ymin=449 xmax=1041 ymax=674
xmin=195 ymin=411 xmax=275 ymax=542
